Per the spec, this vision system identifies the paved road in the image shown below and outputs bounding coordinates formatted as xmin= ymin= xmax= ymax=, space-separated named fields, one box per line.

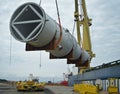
xmin=0 ymin=83 xmax=109 ymax=94
xmin=0 ymin=88 xmax=55 ymax=94
xmin=0 ymin=83 xmax=76 ymax=94
xmin=0 ymin=83 xmax=55 ymax=94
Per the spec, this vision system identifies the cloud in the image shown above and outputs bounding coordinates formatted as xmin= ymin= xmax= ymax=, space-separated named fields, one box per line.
xmin=85 ymin=0 xmax=120 ymax=66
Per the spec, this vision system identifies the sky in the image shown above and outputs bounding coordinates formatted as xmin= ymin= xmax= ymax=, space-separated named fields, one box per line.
xmin=0 ymin=0 xmax=120 ymax=81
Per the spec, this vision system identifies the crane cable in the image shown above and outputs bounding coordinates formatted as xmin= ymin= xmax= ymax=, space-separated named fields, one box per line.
xmin=72 ymin=21 xmax=75 ymax=35
xmin=54 ymin=0 xmax=62 ymax=48
xmin=79 ymin=0 xmax=84 ymax=20
xmin=39 ymin=0 xmax=42 ymax=6
xmin=9 ymin=35 xmax=12 ymax=65
xmin=38 ymin=0 xmax=42 ymax=69
xmin=39 ymin=51 xmax=41 ymax=69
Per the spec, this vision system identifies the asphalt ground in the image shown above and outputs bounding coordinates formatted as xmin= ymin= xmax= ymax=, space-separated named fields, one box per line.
xmin=0 ymin=83 xmax=113 ymax=94
xmin=0 ymin=83 xmax=75 ymax=94
xmin=0 ymin=83 xmax=53 ymax=94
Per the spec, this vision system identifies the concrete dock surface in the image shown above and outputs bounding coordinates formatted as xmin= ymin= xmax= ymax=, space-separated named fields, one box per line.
xmin=0 ymin=83 xmax=118 ymax=94
xmin=47 ymin=86 xmax=109 ymax=94
xmin=45 ymin=86 xmax=77 ymax=94
xmin=0 ymin=83 xmax=76 ymax=94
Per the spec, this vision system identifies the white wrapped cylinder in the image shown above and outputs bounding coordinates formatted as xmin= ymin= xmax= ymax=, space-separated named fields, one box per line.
xmin=10 ymin=2 xmax=90 ymax=64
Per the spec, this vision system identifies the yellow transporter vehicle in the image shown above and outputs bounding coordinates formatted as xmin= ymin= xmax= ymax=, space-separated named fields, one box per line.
xmin=16 ymin=80 xmax=45 ymax=91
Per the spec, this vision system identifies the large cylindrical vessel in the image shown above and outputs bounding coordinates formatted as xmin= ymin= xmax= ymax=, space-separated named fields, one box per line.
xmin=10 ymin=2 xmax=90 ymax=66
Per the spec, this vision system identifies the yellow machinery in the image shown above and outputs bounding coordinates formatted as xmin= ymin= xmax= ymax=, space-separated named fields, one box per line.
xmin=74 ymin=84 xmax=99 ymax=94
xmin=73 ymin=0 xmax=99 ymax=94
xmin=107 ymin=78 xmax=118 ymax=94
xmin=96 ymin=84 xmax=103 ymax=91
xmin=16 ymin=74 xmax=45 ymax=91
xmin=16 ymin=80 xmax=45 ymax=91
xmin=74 ymin=0 xmax=95 ymax=73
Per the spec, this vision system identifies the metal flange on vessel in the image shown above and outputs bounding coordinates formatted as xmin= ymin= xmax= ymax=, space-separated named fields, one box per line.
xmin=10 ymin=2 xmax=90 ymax=67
